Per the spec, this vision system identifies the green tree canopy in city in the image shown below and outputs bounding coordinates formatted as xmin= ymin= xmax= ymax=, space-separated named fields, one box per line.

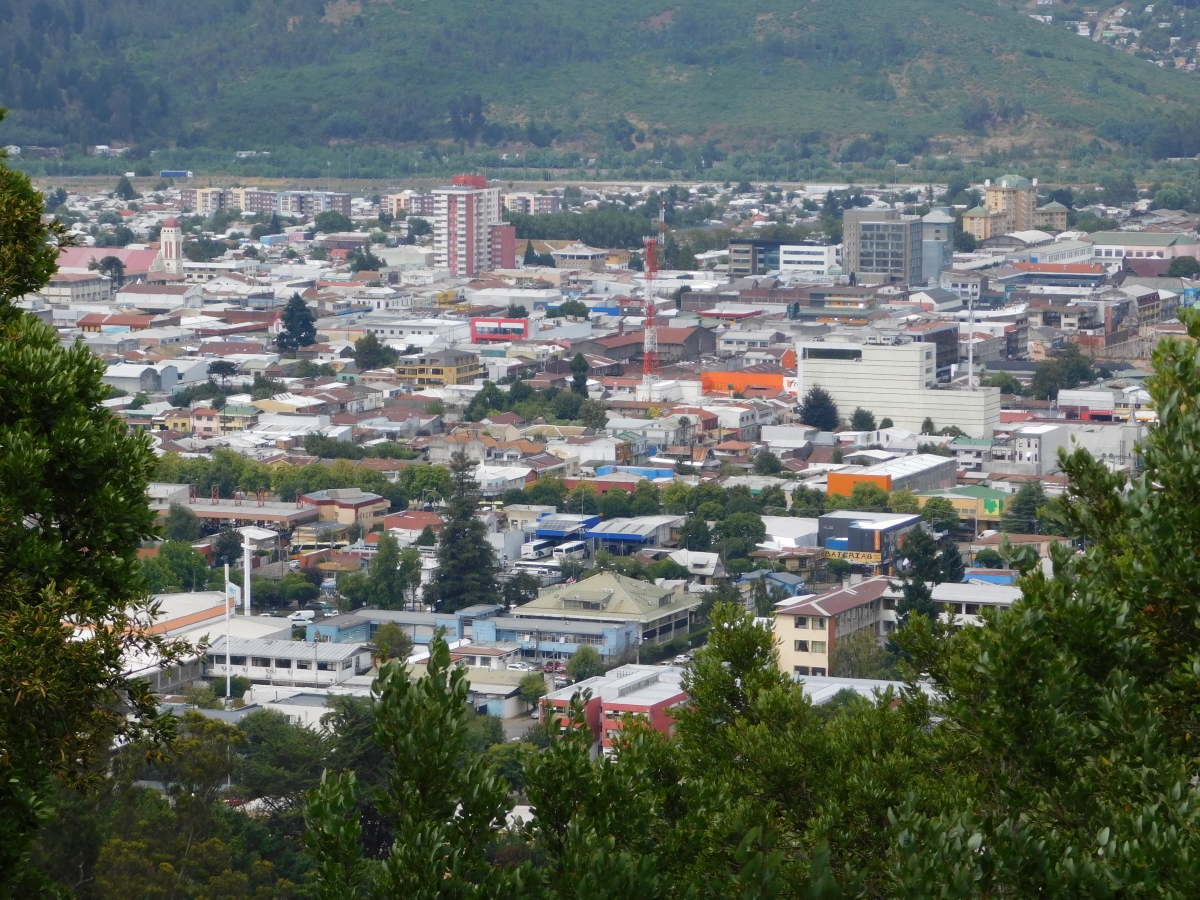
xmin=752 ymin=448 xmax=783 ymax=475
xmin=1167 ymin=254 xmax=1200 ymax=277
xmin=565 ymin=644 xmax=605 ymax=682
xmin=372 ymin=622 xmax=415 ymax=662
xmin=1001 ymin=480 xmax=1052 ymax=534
xmin=1030 ymin=342 xmax=1096 ymax=400
xmin=313 ymin=210 xmax=352 ymax=233
xmin=849 ymin=407 xmax=877 ymax=431
xmin=570 ymin=352 xmax=589 ymax=395
xmin=353 ymin=331 xmax=399 ymax=371
xmin=922 ymin=496 xmax=961 ymax=533
xmin=164 ymin=501 xmax=202 ymax=541
xmin=339 ymin=532 xmax=420 ymax=611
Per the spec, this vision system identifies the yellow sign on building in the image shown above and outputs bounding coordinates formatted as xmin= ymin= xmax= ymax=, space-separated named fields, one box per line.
xmin=822 ymin=549 xmax=882 ymax=563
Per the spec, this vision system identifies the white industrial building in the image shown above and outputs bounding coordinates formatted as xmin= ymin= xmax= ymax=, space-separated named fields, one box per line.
xmin=204 ymin=636 xmax=373 ymax=688
xmin=795 ymin=338 xmax=1000 ymax=438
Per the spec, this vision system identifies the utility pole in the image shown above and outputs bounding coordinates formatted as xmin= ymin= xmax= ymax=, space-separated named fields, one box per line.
xmin=224 ymin=563 xmax=233 ymax=704
xmin=242 ymin=529 xmax=253 ymax=614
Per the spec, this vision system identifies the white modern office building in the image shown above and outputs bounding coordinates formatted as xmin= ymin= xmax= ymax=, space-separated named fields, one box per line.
xmin=779 ymin=243 xmax=839 ymax=276
xmin=795 ymin=338 xmax=1000 ymax=438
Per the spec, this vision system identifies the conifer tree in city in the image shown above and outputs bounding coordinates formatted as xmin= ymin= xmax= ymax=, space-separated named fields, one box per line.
xmin=424 ymin=451 xmax=498 ymax=612
xmin=892 ymin=526 xmax=942 ymax=627
xmin=570 ymin=352 xmax=589 ymax=395
xmin=938 ymin=540 xmax=966 ymax=583
xmin=277 ymin=293 xmax=316 ymax=352
xmin=798 ymin=385 xmax=839 ymax=431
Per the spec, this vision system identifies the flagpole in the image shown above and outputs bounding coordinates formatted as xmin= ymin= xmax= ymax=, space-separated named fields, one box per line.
xmin=225 ymin=562 xmax=232 ymax=704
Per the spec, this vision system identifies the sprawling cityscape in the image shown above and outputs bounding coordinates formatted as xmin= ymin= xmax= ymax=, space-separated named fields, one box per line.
xmin=6 ymin=0 xmax=1200 ymax=896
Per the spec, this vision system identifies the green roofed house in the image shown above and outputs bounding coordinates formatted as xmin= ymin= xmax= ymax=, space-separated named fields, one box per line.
xmin=1034 ymin=201 xmax=1069 ymax=233
xmin=917 ymin=485 xmax=1010 ymax=532
xmin=962 ymin=205 xmax=1006 ymax=242
xmin=510 ymin=570 xmax=701 ymax=646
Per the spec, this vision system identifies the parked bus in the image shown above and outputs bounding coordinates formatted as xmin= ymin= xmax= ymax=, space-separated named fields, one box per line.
xmin=553 ymin=540 xmax=589 ymax=561
xmin=521 ymin=539 xmax=554 ymax=560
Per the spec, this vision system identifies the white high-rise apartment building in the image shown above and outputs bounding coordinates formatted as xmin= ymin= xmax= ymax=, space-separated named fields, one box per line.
xmin=433 ymin=175 xmax=501 ymax=277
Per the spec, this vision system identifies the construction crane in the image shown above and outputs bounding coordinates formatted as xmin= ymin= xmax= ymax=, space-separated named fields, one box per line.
xmin=642 ymin=196 xmax=665 ymax=388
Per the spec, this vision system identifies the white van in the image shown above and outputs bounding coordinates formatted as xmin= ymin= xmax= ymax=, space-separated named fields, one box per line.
xmin=288 ymin=610 xmax=315 ymax=624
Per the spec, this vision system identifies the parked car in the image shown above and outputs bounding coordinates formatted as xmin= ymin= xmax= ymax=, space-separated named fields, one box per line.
xmin=507 ymin=662 xmax=533 ymax=672
xmin=673 ymin=654 xmax=690 ymax=665
xmin=542 ymin=661 xmax=565 ymax=673
xmin=289 ymin=610 xmax=315 ymax=624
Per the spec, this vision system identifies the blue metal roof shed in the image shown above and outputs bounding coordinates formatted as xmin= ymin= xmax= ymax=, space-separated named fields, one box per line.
xmin=584 ymin=515 xmax=685 ymax=546
xmin=534 ymin=514 xmax=601 ymax=538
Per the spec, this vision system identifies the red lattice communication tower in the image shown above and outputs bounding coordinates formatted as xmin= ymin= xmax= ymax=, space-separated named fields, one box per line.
xmin=642 ymin=197 xmax=666 ymax=385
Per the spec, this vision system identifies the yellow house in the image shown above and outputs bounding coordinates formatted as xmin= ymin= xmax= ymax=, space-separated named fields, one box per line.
xmin=962 ymin=206 xmax=1004 ymax=242
xmin=218 ymin=404 xmax=260 ymax=433
xmin=916 ymin=486 xmax=1009 ymax=532
xmin=163 ymin=409 xmax=192 ymax=432
xmin=773 ymin=577 xmax=894 ymax=677
xmin=605 ymin=248 xmax=632 ymax=268
xmin=299 ymin=488 xmax=390 ymax=528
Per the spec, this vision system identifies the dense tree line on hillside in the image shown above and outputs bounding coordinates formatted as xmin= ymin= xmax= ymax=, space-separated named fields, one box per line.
xmin=5 ymin=0 xmax=1197 ymax=170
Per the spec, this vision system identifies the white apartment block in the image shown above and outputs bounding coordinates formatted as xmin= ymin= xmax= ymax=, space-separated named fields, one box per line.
xmin=433 ymin=177 xmax=501 ymax=277
xmin=795 ymin=338 xmax=1000 ymax=438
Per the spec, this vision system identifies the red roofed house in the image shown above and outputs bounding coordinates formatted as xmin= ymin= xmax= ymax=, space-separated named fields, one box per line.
xmin=573 ymin=326 xmax=716 ymax=364
xmin=382 ymin=510 xmax=444 ymax=545
xmin=78 ymin=313 xmax=161 ymax=333
xmin=773 ymin=576 xmax=894 ymax=677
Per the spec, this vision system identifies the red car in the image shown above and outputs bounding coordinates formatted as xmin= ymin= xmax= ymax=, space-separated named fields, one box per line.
xmin=542 ymin=661 xmax=565 ymax=673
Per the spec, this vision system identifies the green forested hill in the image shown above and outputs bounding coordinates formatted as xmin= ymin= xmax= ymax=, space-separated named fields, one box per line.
xmin=2 ymin=0 xmax=1199 ymax=161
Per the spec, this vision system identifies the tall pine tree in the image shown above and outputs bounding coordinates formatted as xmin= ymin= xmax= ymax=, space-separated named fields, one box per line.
xmin=798 ymin=385 xmax=840 ymax=431
xmin=570 ymin=353 xmax=589 ymax=396
xmin=424 ymin=451 xmax=499 ymax=612
xmin=893 ymin=526 xmax=941 ymax=627
xmin=277 ymin=293 xmax=316 ymax=352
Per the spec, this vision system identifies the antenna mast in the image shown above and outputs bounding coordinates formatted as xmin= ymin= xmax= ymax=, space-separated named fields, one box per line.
xmin=642 ymin=196 xmax=665 ymax=387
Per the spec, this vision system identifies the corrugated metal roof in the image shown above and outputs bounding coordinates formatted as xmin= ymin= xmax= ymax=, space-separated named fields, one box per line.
xmin=208 ymin=635 xmax=369 ymax=661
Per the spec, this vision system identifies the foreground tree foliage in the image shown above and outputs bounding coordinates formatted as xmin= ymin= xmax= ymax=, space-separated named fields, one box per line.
xmin=0 ymin=127 xmax=186 ymax=894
